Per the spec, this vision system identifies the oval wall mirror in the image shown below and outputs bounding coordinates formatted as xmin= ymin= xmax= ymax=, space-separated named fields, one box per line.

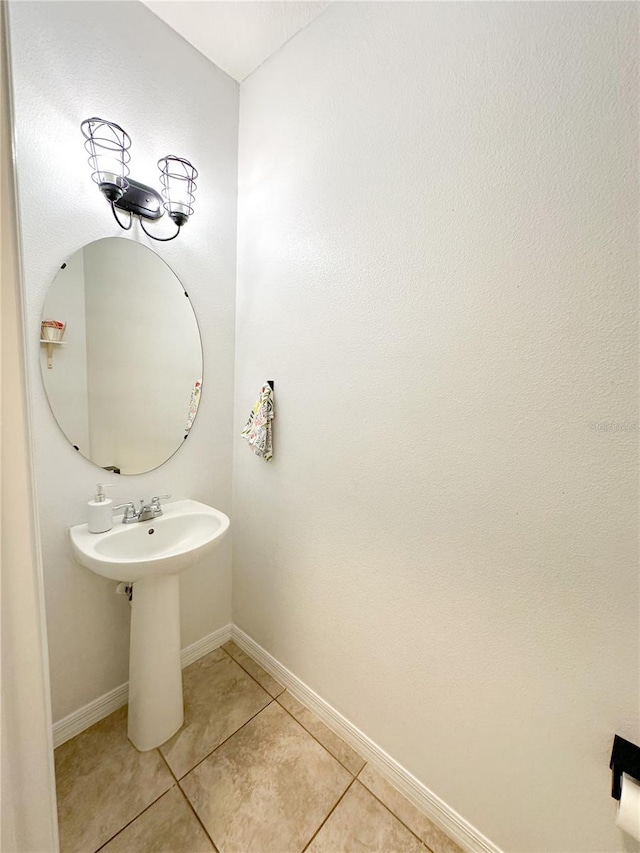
xmin=40 ymin=237 xmax=203 ymax=475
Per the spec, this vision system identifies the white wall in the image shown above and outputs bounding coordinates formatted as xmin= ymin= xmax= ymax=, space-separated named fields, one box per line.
xmin=40 ymin=249 xmax=90 ymax=456
xmin=234 ymin=4 xmax=639 ymax=852
xmin=8 ymin=0 xmax=238 ymax=722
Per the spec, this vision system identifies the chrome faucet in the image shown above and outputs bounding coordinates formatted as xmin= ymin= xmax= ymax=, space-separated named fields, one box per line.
xmin=114 ymin=494 xmax=172 ymax=524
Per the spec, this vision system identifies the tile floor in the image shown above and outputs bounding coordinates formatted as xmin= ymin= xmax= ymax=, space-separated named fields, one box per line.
xmin=55 ymin=641 xmax=462 ymax=853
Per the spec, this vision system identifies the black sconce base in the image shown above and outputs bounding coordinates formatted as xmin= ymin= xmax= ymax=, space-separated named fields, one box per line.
xmin=114 ymin=178 xmax=163 ymax=221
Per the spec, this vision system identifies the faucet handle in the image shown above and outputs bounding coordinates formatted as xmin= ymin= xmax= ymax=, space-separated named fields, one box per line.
xmin=150 ymin=494 xmax=171 ymax=517
xmin=113 ymin=502 xmax=137 ymax=523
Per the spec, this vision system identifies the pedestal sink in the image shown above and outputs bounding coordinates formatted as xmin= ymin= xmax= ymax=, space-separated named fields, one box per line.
xmin=70 ymin=499 xmax=230 ymax=751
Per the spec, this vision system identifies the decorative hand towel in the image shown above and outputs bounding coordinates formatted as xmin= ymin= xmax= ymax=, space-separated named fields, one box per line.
xmin=241 ymin=383 xmax=274 ymax=461
xmin=185 ymin=380 xmax=202 ymax=434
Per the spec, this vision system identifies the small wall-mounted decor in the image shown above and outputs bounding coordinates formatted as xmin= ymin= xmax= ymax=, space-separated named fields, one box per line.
xmin=241 ymin=381 xmax=275 ymax=462
xmin=40 ymin=319 xmax=66 ymax=369
xmin=80 ymin=118 xmax=197 ymax=242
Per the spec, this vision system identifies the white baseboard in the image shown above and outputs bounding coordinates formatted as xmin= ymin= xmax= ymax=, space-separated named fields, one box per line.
xmin=180 ymin=623 xmax=233 ymax=668
xmin=232 ymin=626 xmax=503 ymax=853
xmin=53 ymin=682 xmax=130 ymax=751
xmin=52 ymin=623 xmax=232 ymax=748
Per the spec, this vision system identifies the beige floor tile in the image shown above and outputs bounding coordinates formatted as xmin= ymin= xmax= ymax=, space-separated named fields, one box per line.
xmin=306 ymin=780 xmax=425 ymax=853
xmin=160 ymin=647 xmax=271 ymax=778
xmin=222 ymin=640 xmax=285 ymax=697
xmin=358 ymin=765 xmax=462 ymax=853
xmin=182 ymin=701 xmax=351 ymax=853
xmin=99 ymin=786 xmax=215 ymax=852
xmin=278 ymin=690 xmax=365 ymax=776
xmin=54 ymin=707 xmax=173 ymax=853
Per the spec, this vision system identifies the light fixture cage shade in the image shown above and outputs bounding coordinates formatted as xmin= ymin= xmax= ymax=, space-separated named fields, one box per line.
xmin=80 ymin=118 xmax=131 ymax=198
xmin=158 ymin=155 xmax=198 ymax=225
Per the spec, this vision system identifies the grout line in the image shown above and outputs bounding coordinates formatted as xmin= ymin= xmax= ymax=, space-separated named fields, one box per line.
xmin=93 ymin=764 xmax=174 ymax=852
xmin=357 ymin=773 xmax=433 ymax=851
xmin=158 ymin=750 xmax=220 ymax=853
xmin=158 ymin=749 xmax=176 ymax=782
xmin=220 ymin=641 xmax=285 ymax=699
xmin=176 ymin=786 xmax=221 ymax=853
xmin=300 ymin=776 xmax=356 ymax=853
xmin=219 ymin=643 xmax=239 ymax=665
xmin=275 ymin=692 xmax=363 ymax=778
xmin=174 ymin=698 xmax=274 ymax=781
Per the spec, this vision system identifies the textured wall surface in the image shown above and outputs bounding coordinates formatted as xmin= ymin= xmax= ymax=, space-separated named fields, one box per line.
xmin=8 ymin=0 xmax=238 ymax=722
xmin=234 ymin=4 xmax=639 ymax=851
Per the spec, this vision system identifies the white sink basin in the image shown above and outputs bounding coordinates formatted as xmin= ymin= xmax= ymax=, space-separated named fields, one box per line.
xmin=69 ymin=498 xmax=230 ymax=752
xmin=70 ymin=499 xmax=229 ymax=582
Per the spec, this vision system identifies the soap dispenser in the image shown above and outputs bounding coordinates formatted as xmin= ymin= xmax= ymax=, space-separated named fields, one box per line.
xmin=88 ymin=483 xmax=114 ymax=534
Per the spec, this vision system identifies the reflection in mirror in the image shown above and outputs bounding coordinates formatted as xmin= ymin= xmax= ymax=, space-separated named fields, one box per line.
xmin=40 ymin=238 xmax=202 ymax=475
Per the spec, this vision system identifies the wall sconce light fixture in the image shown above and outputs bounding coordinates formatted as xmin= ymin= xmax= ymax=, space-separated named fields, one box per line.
xmin=81 ymin=118 xmax=198 ymax=242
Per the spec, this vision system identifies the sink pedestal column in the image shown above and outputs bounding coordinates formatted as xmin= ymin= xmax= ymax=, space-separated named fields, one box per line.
xmin=128 ymin=574 xmax=183 ymax=751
